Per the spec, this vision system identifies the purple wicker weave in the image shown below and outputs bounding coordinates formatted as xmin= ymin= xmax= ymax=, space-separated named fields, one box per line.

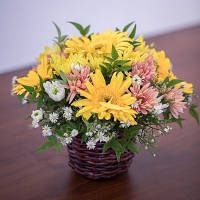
xmin=67 ymin=135 xmax=135 ymax=179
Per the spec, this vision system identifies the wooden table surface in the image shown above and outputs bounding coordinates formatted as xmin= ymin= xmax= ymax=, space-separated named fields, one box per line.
xmin=0 ymin=26 xmax=200 ymax=200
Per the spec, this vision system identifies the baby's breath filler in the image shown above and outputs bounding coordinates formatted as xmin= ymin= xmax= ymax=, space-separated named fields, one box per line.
xmin=12 ymin=21 xmax=199 ymax=161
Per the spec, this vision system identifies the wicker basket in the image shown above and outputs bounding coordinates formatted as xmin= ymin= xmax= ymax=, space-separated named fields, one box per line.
xmin=67 ymin=135 xmax=135 ymax=179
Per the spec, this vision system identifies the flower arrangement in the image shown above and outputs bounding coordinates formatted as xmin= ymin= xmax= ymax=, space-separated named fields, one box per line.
xmin=12 ymin=22 xmax=199 ymax=161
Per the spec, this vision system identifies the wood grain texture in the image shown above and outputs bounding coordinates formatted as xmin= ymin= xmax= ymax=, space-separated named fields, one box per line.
xmin=0 ymin=26 xmax=200 ymax=200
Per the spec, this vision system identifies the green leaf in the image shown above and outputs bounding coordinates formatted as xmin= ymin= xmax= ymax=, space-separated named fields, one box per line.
xmin=66 ymin=121 xmax=77 ymax=130
xmin=168 ymin=79 xmax=183 ymax=87
xmin=37 ymin=95 xmax=43 ymax=109
xmin=117 ymin=66 xmax=132 ymax=72
xmin=22 ymin=115 xmax=31 ymax=122
xmin=123 ymin=21 xmax=134 ymax=32
xmin=189 ymin=104 xmax=200 ymax=125
xmin=114 ymin=60 xmax=130 ymax=66
xmin=111 ymin=45 xmax=119 ymax=60
xmin=55 ymin=143 xmax=62 ymax=153
xmin=35 ymin=142 xmax=56 ymax=155
xmin=163 ymin=76 xmax=169 ymax=84
xmin=129 ymin=24 xmax=136 ymax=39
xmin=17 ymin=92 xmax=25 ymax=101
xmin=47 ymin=135 xmax=57 ymax=142
xmin=170 ymin=117 xmax=185 ymax=129
xmin=59 ymin=35 xmax=68 ymax=42
xmin=111 ymin=140 xmax=124 ymax=152
xmin=52 ymin=22 xmax=61 ymax=38
xmin=81 ymin=133 xmax=87 ymax=143
xmin=22 ymin=85 xmax=35 ymax=93
xmin=83 ymin=25 xmax=90 ymax=36
xmin=115 ymin=27 xmax=120 ymax=31
xmin=115 ymin=151 xmax=121 ymax=163
xmin=68 ymin=21 xmax=85 ymax=35
xmin=100 ymin=65 xmax=107 ymax=74
xmin=102 ymin=142 xmax=111 ymax=153
xmin=102 ymin=62 xmax=113 ymax=69
xmin=60 ymin=70 xmax=67 ymax=83
xmin=55 ymin=129 xmax=65 ymax=137
xmin=30 ymin=91 xmax=36 ymax=104
xmin=38 ymin=74 xmax=44 ymax=90
xmin=128 ymin=141 xmax=140 ymax=154
xmin=104 ymin=56 xmax=114 ymax=62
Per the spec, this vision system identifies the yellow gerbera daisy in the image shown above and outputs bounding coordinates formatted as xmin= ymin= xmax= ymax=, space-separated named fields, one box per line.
xmin=65 ymin=29 xmax=133 ymax=55
xmin=72 ymin=70 xmax=138 ymax=125
xmin=13 ymin=57 xmax=53 ymax=96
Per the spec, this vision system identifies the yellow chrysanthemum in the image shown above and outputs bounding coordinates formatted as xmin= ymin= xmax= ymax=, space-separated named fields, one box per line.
xmin=50 ymin=52 xmax=88 ymax=75
xmin=36 ymin=43 xmax=61 ymax=62
xmin=65 ymin=29 xmax=133 ymax=55
xmin=118 ymin=45 xmax=148 ymax=65
xmin=72 ymin=70 xmax=138 ymax=125
xmin=86 ymin=54 xmax=105 ymax=71
xmin=155 ymin=50 xmax=171 ymax=81
xmin=13 ymin=58 xmax=53 ymax=96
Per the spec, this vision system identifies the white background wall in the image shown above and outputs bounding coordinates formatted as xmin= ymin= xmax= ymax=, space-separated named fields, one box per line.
xmin=0 ymin=0 xmax=200 ymax=74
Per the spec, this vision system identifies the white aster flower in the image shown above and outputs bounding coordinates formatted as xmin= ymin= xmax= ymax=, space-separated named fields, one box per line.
xmin=97 ymin=132 xmax=105 ymax=142
xmin=120 ymin=118 xmax=131 ymax=128
xmin=60 ymin=137 xmax=67 ymax=146
xmin=32 ymin=120 xmax=39 ymax=128
xmin=86 ymin=140 xmax=96 ymax=150
xmin=63 ymin=113 xmax=72 ymax=121
xmin=86 ymin=132 xmax=93 ymax=136
xmin=132 ymin=74 xmax=142 ymax=85
xmin=42 ymin=125 xmax=52 ymax=137
xmin=43 ymin=81 xmax=65 ymax=102
xmin=152 ymin=103 xmax=169 ymax=115
xmin=70 ymin=129 xmax=78 ymax=137
xmin=66 ymin=137 xmax=73 ymax=144
xmin=49 ymin=112 xmax=59 ymax=123
xmin=63 ymin=106 xmax=73 ymax=114
xmin=31 ymin=109 xmax=43 ymax=121
xmin=164 ymin=126 xmax=171 ymax=133
xmin=103 ymin=136 xmax=111 ymax=143
xmin=11 ymin=76 xmax=17 ymax=85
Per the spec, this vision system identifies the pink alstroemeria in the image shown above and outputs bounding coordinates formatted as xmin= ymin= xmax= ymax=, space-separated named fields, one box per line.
xmin=63 ymin=66 xmax=90 ymax=103
xmin=130 ymin=83 xmax=159 ymax=114
xmin=164 ymin=87 xmax=187 ymax=119
xmin=130 ymin=53 xmax=156 ymax=84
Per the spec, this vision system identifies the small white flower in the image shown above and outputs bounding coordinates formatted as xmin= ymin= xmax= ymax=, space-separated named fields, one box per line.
xmin=63 ymin=113 xmax=72 ymax=121
xmin=71 ymin=63 xmax=84 ymax=71
xmin=164 ymin=126 xmax=170 ymax=133
xmin=32 ymin=120 xmax=39 ymax=128
xmin=86 ymin=132 xmax=93 ymax=136
xmin=86 ymin=140 xmax=96 ymax=150
xmin=103 ymin=136 xmax=111 ymax=143
xmin=152 ymin=103 xmax=169 ymax=115
xmin=132 ymin=74 xmax=142 ymax=85
xmin=60 ymin=137 xmax=67 ymax=146
xmin=120 ymin=119 xmax=131 ymax=128
xmin=49 ymin=112 xmax=59 ymax=123
xmin=12 ymin=76 xmax=17 ymax=85
xmin=131 ymin=101 xmax=139 ymax=109
xmin=63 ymin=106 xmax=73 ymax=114
xmin=65 ymin=137 xmax=73 ymax=144
xmin=22 ymin=97 xmax=28 ymax=105
xmin=43 ymin=81 xmax=65 ymax=102
xmin=97 ymin=132 xmax=104 ymax=142
xmin=42 ymin=125 xmax=52 ymax=137
xmin=31 ymin=109 xmax=43 ymax=121
xmin=71 ymin=129 xmax=78 ymax=137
